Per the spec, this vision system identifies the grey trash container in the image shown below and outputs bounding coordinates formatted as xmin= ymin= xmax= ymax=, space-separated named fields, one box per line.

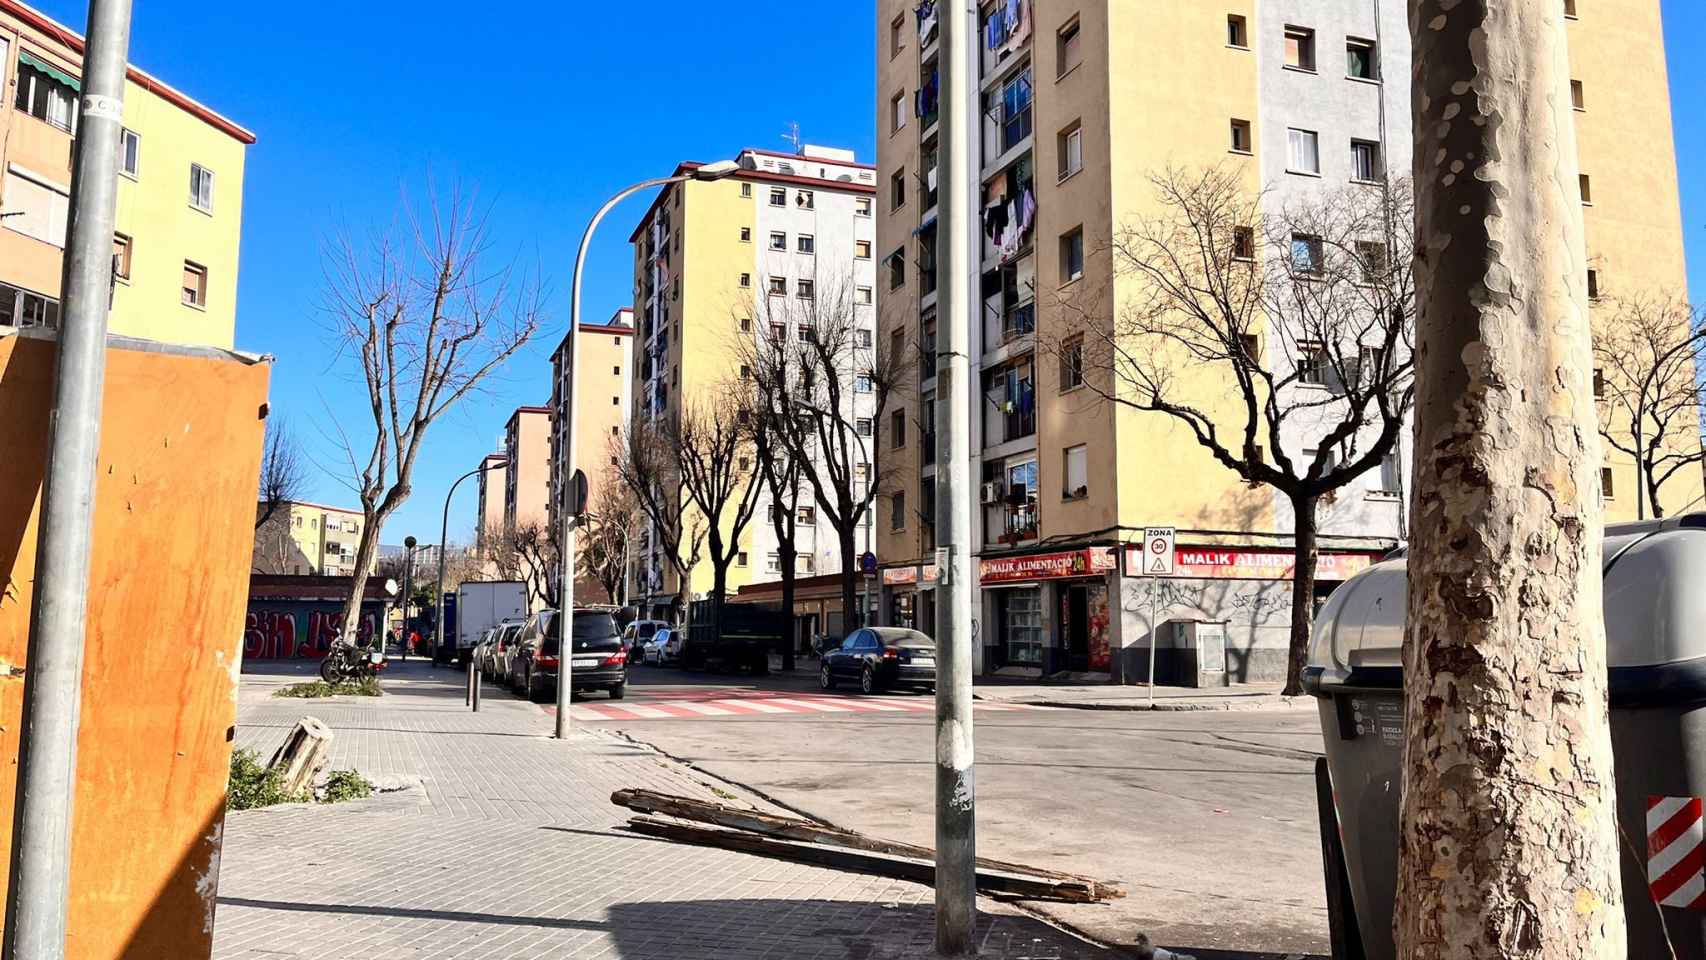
xmin=1305 ymin=515 xmax=1706 ymax=960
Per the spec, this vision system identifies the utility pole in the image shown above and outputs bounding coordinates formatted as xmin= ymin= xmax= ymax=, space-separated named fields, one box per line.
xmin=933 ymin=0 xmax=977 ymax=953
xmin=4 ymin=1 xmax=132 ymax=956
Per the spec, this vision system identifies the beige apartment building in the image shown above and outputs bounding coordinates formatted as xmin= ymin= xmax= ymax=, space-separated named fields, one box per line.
xmin=474 ymin=453 xmax=507 ymax=554
xmin=547 ymin=310 xmax=635 ymax=536
xmin=1 ymin=0 xmax=252 ymax=349
xmin=874 ymin=0 xmax=1696 ymax=683
xmin=253 ymin=501 xmax=365 ymax=577
xmin=502 ymin=406 xmax=552 ymax=532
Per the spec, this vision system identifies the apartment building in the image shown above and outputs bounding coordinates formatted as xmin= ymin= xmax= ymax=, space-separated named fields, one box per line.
xmin=0 ymin=0 xmax=252 ymax=349
xmin=874 ymin=0 xmax=1694 ymax=683
xmin=503 ymin=406 xmax=552 ymax=531
xmin=547 ymin=310 xmax=635 ymax=535
xmin=253 ymin=501 xmax=365 ymax=577
xmin=627 ymin=146 xmax=879 ymax=618
xmin=474 ymin=453 xmax=507 ymax=553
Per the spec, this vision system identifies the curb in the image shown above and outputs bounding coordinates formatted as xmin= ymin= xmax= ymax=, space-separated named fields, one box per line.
xmin=975 ymin=696 xmax=1312 ymax=713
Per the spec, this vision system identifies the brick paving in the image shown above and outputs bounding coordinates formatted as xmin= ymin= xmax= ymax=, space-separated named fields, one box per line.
xmin=213 ymin=661 xmax=1107 ymax=959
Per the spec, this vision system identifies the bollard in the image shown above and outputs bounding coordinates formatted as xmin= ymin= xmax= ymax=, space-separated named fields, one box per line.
xmin=472 ymin=664 xmax=482 ymax=713
xmin=465 ymin=658 xmax=474 ymax=706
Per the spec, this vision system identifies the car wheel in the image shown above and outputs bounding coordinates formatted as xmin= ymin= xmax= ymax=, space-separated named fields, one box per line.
xmin=609 ymin=682 xmax=626 ymax=701
xmin=819 ymin=663 xmax=835 ymax=690
xmin=860 ymin=666 xmax=876 ymax=695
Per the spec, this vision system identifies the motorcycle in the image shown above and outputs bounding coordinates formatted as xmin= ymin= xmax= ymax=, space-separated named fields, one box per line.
xmin=319 ymin=637 xmax=384 ymax=684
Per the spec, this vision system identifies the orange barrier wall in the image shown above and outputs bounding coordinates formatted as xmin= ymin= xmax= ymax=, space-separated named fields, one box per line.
xmin=0 ymin=333 xmax=270 ymax=958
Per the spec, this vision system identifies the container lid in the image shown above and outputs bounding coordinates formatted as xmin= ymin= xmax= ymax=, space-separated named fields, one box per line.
xmin=1308 ymin=517 xmax=1706 ymax=688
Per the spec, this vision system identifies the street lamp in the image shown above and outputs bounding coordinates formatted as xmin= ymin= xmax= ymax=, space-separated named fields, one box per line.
xmin=402 ymin=535 xmax=417 ymax=659
xmin=438 ymin=457 xmax=508 ymax=671
xmin=554 ymin=159 xmax=741 ymax=740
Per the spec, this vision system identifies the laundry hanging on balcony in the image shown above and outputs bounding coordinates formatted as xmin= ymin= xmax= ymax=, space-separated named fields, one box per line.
xmin=915 ymin=0 xmax=939 ymax=45
xmin=915 ymin=67 xmax=940 ymax=120
xmin=986 ymin=0 xmax=1031 ymax=54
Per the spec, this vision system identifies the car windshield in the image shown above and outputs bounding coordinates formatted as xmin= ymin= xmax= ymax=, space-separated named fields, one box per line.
xmin=637 ymin=623 xmax=658 ymax=639
xmin=541 ymin=611 xmax=619 ymax=654
xmin=872 ymin=628 xmax=933 ymax=648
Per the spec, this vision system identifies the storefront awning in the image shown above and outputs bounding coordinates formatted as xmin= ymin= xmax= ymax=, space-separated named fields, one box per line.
xmin=18 ymin=50 xmax=80 ymax=91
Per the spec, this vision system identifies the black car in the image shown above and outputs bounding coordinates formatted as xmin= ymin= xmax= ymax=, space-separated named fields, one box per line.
xmin=514 ymin=609 xmax=628 ymax=703
xmin=819 ymin=627 xmax=936 ymax=694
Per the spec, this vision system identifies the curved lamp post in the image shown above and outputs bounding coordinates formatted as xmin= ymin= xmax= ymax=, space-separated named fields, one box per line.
xmin=554 ymin=159 xmax=741 ymax=740
xmin=438 ymin=457 xmax=509 ymax=669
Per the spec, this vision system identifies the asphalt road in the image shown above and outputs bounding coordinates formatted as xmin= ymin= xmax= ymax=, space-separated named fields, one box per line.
xmin=540 ymin=663 xmax=1332 ymax=959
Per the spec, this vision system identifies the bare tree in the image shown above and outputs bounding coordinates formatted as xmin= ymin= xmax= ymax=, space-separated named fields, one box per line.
xmin=581 ymin=469 xmax=638 ymax=604
xmin=323 ymin=187 xmax=542 ymax=641
xmin=251 ymin=513 xmax=311 ymax=574
xmin=739 ymin=328 xmax=814 ymax=670
xmin=613 ymin=419 xmax=705 ymax=619
xmin=255 ymin=418 xmax=307 ymax=530
xmin=671 ymin=395 xmax=764 ymax=633
xmin=1592 ymin=292 xmax=1706 ymax=519
xmin=1396 ymin=2 xmax=1624 ymax=957
xmin=1068 ymin=166 xmax=1414 ymax=695
xmin=748 ymin=278 xmax=907 ymax=631
xmin=483 ymin=520 xmax=560 ymax=609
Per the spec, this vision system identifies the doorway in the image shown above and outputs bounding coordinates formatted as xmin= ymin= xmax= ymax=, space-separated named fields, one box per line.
xmin=1065 ymin=584 xmax=1090 ymax=672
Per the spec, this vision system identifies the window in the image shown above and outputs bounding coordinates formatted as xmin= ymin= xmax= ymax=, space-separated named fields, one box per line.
xmin=1284 ymin=27 xmax=1317 ymax=71
xmin=741 ymin=182 xmax=753 ymax=198
xmin=1565 ymin=0 xmax=1577 ymax=17
xmin=1593 ymin=367 xmax=1606 ymax=399
xmin=182 ymin=261 xmax=208 ymax=308
xmin=770 ymin=187 xmax=787 ymax=206
xmin=891 ymin=408 xmax=907 ymax=447
xmin=856 ymin=240 xmax=873 ymax=260
xmin=857 ymin=327 xmax=874 ymax=348
xmin=1057 ymin=18 xmax=1082 ymax=76
xmin=189 ymin=164 xmax=215 ymax=212
xmin=738 ymin=318 xmax=752 ymax=334
xmin=856 ymin=196 xmax=873 ymax=217
xmin=13 ymin=57 xmax=78 ymax=133
xmin=856 ymin=286 xmax=874 ymax=305
xmin=889 ymin=249 xmax=907 ymax=289
xmin=797 ymin=279 xmax=815 ymax=300
xmin=740 ymin=272 xmax=752 ymax=289
xmin=1346 ymin=39 xmax=1377 ymax=79
xmin=856 ymin=417 xmax=874 ymax=437
xmin=1357 ymin=241 xmax=1389 ymax=283
xmin=1571 ymin=79 xmax=1585 ymax=111
xmin=1 ymin=170 xmax=69 ymax=248
xmin=1351 ymin=140 xmax=1382 ymax=182
xmin=1587 ymin=268 xmax=1601 ymax=300
xmin=769 ymin=322 xmax=786 ymax=342
xmin=1240 ymin=333 xmax=1261 ymax=359
xmin=1227 ymin=14 xmax=1248 ymax=48
xmin=856 ymin=462 xmax=870 ymax=481
xmin=854 ymin=373 xmax=874 ymax=395
xmin=796 ymin=190 xmax=815 ymax=209
xmin=1064 ymin=445 xmax=1088 ymax=499
xmin=1224 ymin=118 xmax=1253 ymax=155
xmin=769 ymin=231 xmax=788 ymax=251
xmin=740 ymin=226 xmax=752 ymax=242
xmin=737 ymin=552 xmax=749 ymax=567
xmin=1297 ymin=341 xmax=1329 ymax=385
xmin=1288 ymin=128 xmax=1321 ymax=175
xmin=740 ymin=364 xmax=751 ymax=381
xmin=112 ymin=233 xmax=132 ymax=281
xmin=891 ymin=13 xmax=906 ymax=57
xmin=1058 ymin=121 xmax=1083 ymax=179
xmin=1060 ymin=228 xmax=1085 ymax=283
xmin=119 ymin=128 xmax=140 ymax=178
xmin=892 ymin=91 xmax=908 ymax=133
xmin=892 ymin=490 xmax=906 ymax=530
xmin=1233 ymin=226 xmax=1256 ymax=261
xmin=768 ymin=277 xmax=787 ymax=296
xmin=798 ymin=234 xmax=815 ymax=255
xmin=1601 ymin=467 xmax=1615 ymax=499
xmin=891 ymin=327 xmax=906 ymax=367
xmin=1060 ymin=336 xmax=1084 ymax=390
xmin=892 ymin=169 xmax=907 ymax=210
xmin=798 ymin=504 xmax=816 ymax=525
xmin=767 ymin=551 xmax=781 ymax=573
xmin=1379 ymin=453 xmax=1403 ymax=494
xmin=0 ymin=283 xmax=60 ymax=331
xmin=1291 ymin=234 xmax=1325 ymax=276
xmin=1579 ymin=174 xmax=1593 ymax=205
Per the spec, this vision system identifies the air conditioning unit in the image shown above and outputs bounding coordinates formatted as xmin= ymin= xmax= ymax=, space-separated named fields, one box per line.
xmin=980 ymin=482 xmax=1003 ymax=505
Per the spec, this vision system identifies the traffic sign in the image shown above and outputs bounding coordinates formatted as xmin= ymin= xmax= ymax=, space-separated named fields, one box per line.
xmin=1142 ymin=527 xmax=1176 ymax=577
xmin=860 ymin=551 xmax=879 ymax=575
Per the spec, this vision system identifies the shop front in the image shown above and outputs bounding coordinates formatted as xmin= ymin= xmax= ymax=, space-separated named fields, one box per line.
xmin=979 ymin=547 xmax=1117 ymax=677
xmin=880 ymin=564 xmax=938 ymax=631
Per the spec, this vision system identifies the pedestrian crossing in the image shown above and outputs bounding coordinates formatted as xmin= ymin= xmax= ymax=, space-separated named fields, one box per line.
xmin=560 ymin=688 xmax=1049 ymax=722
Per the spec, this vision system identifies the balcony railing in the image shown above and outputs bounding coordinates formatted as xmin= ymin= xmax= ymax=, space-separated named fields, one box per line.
xmin=1000 ymin=301 xmax=1035 ymax=344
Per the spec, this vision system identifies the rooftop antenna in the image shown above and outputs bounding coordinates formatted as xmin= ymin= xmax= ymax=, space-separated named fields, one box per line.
xmin=780 ymin=121 xmax=801 ymax=154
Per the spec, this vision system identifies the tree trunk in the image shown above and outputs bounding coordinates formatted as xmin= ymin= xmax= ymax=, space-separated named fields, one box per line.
xmin=338 ymin=513 xmax=387 ymax=646
xmin=837 ymin=525 xmax=858 ymax=636
xmin=779 ymin=541 xmax=797 ymax=671
xmin=1283 ymin=493 xmax=1318 ymax=697
xmin=1398 ymin=2 xmax=1623 ymax=957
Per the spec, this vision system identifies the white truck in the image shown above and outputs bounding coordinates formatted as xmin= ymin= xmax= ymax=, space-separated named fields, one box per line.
xmin=451 ymin=581 xmax=528 ymax=667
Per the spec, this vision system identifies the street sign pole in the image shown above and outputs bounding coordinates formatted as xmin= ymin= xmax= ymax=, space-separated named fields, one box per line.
xmin=1141 ymin=528 xmax=1176 ymax=708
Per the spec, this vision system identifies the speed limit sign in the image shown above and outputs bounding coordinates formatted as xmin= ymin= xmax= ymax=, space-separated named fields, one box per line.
xmin=1142 ymin=527 xmax=1176 ymax=576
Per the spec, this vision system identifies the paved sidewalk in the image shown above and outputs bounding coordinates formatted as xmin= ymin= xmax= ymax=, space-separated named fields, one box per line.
xmin=215 ymin=661 xmax=1110 ymax=959
xmin=969 ymin=680 xmax=1310 ymax=713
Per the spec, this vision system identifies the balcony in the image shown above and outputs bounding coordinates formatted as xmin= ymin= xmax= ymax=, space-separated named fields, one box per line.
xmin=999 ymin=300 xmax=1035 ymax=345
xmin=983 ymin=356 xmax=1036 ymax=447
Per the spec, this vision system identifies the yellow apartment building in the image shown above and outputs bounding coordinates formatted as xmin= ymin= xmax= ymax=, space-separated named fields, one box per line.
xmin=474 ymin=453 xmax=507 ymax=555
xmin=874 ymin=0 xmax=1695 ymax=683
xmin=253 ymin=500 xmax=365 ymax=577
xmin=0 ymin=0 xmax=252 ymax=349
xmin=548 ymin=311 xmax=635 ymax=602
xmin=503 ymin=406 xmax=552 ymax=531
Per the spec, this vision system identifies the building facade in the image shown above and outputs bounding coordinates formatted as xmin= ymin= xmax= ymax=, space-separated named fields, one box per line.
xmin=253 ymin=501 xmax=366 ymax=577
xmin=874 ymin=0 xmax=1695 ymax=682
xmin=626 ymin=146 xmax=880 ymax=617
xmin=474 ymin=453 xmax=507 ymax=553
xmin=503 ymin=406 xmax=552 ymax=531
xmin=547 ymin=310 xmax=635 ymax=534
xmin=0 ymin=0 xmax=252 ymax=349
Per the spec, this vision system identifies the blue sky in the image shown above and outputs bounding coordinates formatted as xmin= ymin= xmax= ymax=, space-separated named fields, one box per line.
xmin=30 ymin=0 xmax=1706 ymax=546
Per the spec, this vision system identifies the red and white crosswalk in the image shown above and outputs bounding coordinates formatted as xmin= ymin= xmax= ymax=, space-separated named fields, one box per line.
xmin=560 ymin=689 xmax=1050 ymax=722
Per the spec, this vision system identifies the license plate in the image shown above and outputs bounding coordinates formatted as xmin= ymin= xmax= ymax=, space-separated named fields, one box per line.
xmin=368 ymin=653 xmax=385 ymax=664
xmin=911 ymin=658 xmax=935 ymax=666
xmin=572 ymin=659 xmax=599 ymax=669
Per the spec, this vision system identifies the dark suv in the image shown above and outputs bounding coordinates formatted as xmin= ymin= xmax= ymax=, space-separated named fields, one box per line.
xmin=515 ymin=608 xmax=627 ymax=703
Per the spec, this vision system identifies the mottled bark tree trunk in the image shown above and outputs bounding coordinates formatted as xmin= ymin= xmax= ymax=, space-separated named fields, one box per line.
xmin=1283 ymin=493 xmax=1318 ymax=697
xmin=1398 ymin=1 xmax=1623 ymax=958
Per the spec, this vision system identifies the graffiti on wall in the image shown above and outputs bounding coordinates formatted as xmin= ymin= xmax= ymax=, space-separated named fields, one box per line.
xmin=244 ymin=604 xmax=382 ymax=659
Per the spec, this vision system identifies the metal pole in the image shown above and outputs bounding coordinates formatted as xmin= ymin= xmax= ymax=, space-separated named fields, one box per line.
xmin=1148 ymin=580 xmax=1158 ymax=708
xmin=934 ymin=0 xmax=977 ymax=952
xmin=440 ymin=462 xmax=504 ymax=683
xmin=557 ymin=174 xmax=694 ymax=740
xmin=4 ymin=2 xmax=132 ymax=955
xmin=472 ymin=661 xmax=482 ymax=712
xmin=465 ymin=657 xmax=475 ymax=707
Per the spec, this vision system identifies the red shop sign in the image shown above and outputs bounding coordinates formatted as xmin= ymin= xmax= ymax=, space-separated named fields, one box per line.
xmin=979 ymin=548 xmax=1116 ymax=584
xmin=1122 ymin=545 xmax=1384 ymax=581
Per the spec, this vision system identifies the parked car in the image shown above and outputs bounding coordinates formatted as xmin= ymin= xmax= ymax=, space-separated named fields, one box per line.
xmin=642 ymin=628 xmax=676 ymax=665
xmin=622 ymin=619 xmax=670 ymax=662
xmin=487 ymin=619 xmax=526 ymax=686
xmin=819 ymin=628 xmax=936 ymax=695
xmin=514 ymin=608 xmax=628 ymax=702
xmin=471 ymin=627 xmax=498 ymax=677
